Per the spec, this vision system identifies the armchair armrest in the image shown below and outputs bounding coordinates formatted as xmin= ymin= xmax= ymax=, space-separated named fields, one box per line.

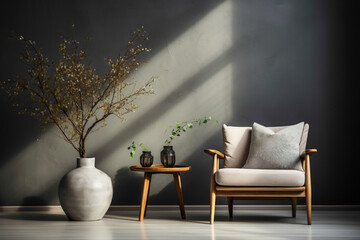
xmin=204 ymin=149 xmax=225 ymax=159
xmin=300 ymin=149 xmax=317 ymax=159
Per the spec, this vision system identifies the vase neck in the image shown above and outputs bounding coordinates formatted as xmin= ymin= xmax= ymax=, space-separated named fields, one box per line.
xmin=77 ymin=158 xmax=95 ymax=168
xmin=163 ymin=146 xmax=173 ymax=150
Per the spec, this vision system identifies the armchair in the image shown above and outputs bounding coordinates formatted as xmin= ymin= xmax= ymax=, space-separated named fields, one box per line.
xmin=205 ymin=123 xmax=317 ymax=225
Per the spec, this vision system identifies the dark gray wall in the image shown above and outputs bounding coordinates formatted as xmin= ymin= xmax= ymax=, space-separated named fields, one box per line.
xmin=0 ymin=0 xmax=359 ymax=206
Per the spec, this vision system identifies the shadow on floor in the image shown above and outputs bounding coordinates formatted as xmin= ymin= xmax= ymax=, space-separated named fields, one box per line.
xmin=105 ymin=209 xmax=304 ymax=225
xmin=0 ymin=212 xmax=68 ymax=221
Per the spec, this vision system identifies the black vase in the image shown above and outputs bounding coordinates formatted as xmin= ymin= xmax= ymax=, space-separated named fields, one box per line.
xmin=140 ymin=151 xmax=153 ymax=167
xmin=161 ymin=146 xmax=175 ymax=167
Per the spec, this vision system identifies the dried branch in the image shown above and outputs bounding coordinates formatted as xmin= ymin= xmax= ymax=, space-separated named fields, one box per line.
xmin=1 ymin=26 xmax=156 ymax=158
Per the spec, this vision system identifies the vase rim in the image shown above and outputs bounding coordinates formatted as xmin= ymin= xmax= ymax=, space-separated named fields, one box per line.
xmin=76 ymin=157 xmax=95 ymax=160
xmin=142 ymin=150 xmax=152 ymax=153
xmin=77 ymin=157 xmax=95 ymax=168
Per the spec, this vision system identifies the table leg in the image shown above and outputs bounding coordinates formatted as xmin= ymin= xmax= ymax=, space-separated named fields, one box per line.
xmin=173 ymin=172 xmax=186 ymax=219
xmin=144 ymin=173 xmax=152 ymax=217
xmin=139 ymin=172 xmax=151 ymax=221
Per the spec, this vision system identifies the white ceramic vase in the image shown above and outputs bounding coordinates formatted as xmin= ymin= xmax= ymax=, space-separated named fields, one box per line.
xmin=58 ymin=158 xmax=113 ymax=221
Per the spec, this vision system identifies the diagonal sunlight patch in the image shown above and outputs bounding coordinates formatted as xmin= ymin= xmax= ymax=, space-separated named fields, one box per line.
xmin=86 ymin=0 xmax=234 ymax=158
xmin=95 ymin=1 xmax=234 ymax=197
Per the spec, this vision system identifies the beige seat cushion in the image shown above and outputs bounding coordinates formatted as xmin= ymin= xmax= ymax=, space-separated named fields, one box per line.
xmin=215 ymin=168 xmax=305 ymax=187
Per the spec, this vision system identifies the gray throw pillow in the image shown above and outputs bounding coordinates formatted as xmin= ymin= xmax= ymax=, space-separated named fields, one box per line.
xmin=243 ymin=122 xmax=304 ymax=171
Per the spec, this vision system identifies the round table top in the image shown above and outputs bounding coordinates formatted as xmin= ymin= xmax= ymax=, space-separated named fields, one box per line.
xmin=129 ymin=164 xmax=191 ymax=173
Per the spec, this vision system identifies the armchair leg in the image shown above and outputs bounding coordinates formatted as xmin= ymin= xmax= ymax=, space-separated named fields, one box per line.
xmin=210 ymin=153 xmax=219 ymax=224
xmin=305 ymin=155 xmax=312 ymax=225
xmin=291 ymin=197 xmax=297 ymax=218
xmin=210 ymin=191 xmax=216 ymax=224
xmin=306 ymin=191 xmax=312 ymax=225
xmin=227 ymin=197 xmax=233 ymax=220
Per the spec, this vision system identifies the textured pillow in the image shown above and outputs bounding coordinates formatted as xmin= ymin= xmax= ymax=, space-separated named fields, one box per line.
xmin=243 ymin=122 xmax=304 ymax=171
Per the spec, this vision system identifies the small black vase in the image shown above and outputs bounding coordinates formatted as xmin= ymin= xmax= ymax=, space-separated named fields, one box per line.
xmin=140 ymin=151 xmax=153 ymax=167
xmin=161 ymin=146 xmax=175 ymax=167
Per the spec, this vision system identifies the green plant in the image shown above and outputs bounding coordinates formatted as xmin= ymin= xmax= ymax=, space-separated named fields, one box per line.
xmin=1 ymin=25 xmax=156 ymax=158
xmin=164 ymin=116 xmax=218 ymax=145
xmin=127 ymin=141 xmax=149 ymax=159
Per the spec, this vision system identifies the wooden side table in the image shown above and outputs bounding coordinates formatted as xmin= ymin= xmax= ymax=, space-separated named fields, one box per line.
xmin=129 ymin=164 xmax=191 ymax=221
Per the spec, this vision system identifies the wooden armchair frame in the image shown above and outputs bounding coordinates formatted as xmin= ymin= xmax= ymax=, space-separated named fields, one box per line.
xmin=205 ymin=148 xmax=317 ymax=225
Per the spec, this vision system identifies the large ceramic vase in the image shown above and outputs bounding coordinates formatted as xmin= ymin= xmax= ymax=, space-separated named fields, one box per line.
xmin=58 ymin=157 xmax=113 ymax=221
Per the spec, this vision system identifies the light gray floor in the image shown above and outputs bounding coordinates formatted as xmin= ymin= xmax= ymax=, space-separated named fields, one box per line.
xmin=0 ymin=208 xmax=359 ymax=240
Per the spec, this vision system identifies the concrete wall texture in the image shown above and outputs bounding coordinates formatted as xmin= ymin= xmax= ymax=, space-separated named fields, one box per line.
xmin=0 ymin=0 xmax=359 ymax=206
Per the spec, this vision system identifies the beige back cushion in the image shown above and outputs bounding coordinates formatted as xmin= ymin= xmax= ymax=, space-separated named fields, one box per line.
xmin=222 ymin=123 xmax=309 ymax=168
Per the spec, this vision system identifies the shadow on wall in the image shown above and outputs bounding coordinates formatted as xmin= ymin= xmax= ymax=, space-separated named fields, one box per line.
xmin=1 ymin=0 xmax=342 ymax=206
xmin=112 ymin=167 xmax=143 ymax=205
